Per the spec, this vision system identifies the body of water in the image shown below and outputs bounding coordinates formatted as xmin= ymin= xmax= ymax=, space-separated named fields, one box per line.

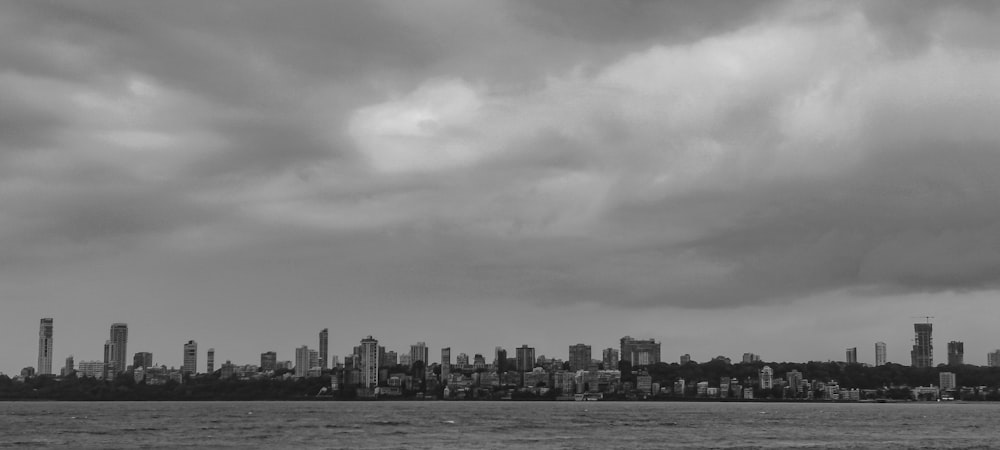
xmin=2 ymin=401 xmax=998 ymax=449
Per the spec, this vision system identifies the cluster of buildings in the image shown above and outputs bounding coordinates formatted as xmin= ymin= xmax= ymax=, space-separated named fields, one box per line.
xmin=11 ymin=318 xmax=1000 ymax=401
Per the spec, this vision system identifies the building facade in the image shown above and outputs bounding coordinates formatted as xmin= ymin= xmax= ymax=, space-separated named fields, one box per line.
xmin=183 ymin=340 xmax=198 ymax=376
xmin=846 ymin=347 xmax=857 ymax=364
xmin=359 ymin=336 xmax=379 ymax=388
xmin=515 ymin=345 xmax=535 ymax=372
xmin=875 ymin=342 xmax=887 ymax=366
xmin=109 ymin=323 xmax=129 ymax=376
xmin=910 ymin=323 xmax=933 ymax=368
xmin=260 ymin=351 xmax=277 ymax=372
xmin=319 ymin=328 xmax=329 ymax=370
xmin=947 ymin=341 xmax=964 ymax=366
xmin=409 ymin=342 xmax=428 ymax=368
xmin=207 ymin=348 xmax=215 ymax=374
xmin=602 ymin=348 xmax=619 ymax=370
xmin=37 ymin=318 xmax=54 ymax=375
xmin=133 ymin=352 xmax=153 ymax=371
xmin=295 ymin=346 xmax=311 ymax=378
xmin=568 ymin=344 xmax=592 ymax=372
xmin=620 ymin=336 xmax=661 ymax=367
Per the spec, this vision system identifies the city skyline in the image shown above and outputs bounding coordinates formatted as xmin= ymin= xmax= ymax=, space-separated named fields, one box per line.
xmin=8 ymin=315 xmax=1000 ymax=377
xmin=3 ymin=2 xmax=1000 ymax=376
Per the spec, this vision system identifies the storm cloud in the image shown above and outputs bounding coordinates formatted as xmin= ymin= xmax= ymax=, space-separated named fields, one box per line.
xmin=2 ymin=1 xmax=999 ymax=370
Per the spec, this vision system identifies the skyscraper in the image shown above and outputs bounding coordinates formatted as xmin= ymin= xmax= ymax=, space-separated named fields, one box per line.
xmin=515 ymin=345 xmax=535 ymax=372
xmin=62 ymin=355 xmax=74 ymax=377
xmin=183 ymin=340 xmax=198 ymax=376
xmin=207 ymin=348 xmax=215 ymax=374
xmin=109 ymin=323 xmax=128 ymax=376
xmin=875 ymin=342 xmax=887 ymax=366
xmin=602 ymin=348 xmax=619 ymax=370
xmin=409 ymin=342 xmax=428 ymax=368
xmin=359 ymin=336 xmax=379 ymax=388
xmin=441 ymin=347 xmax=451 ymax=381
xmin=568 ymin=343 xmax=591 ymax=372
xmin=319 ymin=328 xmax=329 ymax=370
xmin=620 ymin=336 xmax=661 ymax=367
xmin=846 ymin=347 xmax=857 ymax=364
xmin=759 ymin=366 xmax=774 ymax=390
xmin=947 ymin=341 xmax=964 ymax=366
xmin=911 ymin=323 xmax=933 ymax=368
xmin=37 ymin=318 xmax=53 ymax=375
xmin=295 ymin=346 xmax=311 ymax=378
xmin=494 ymin=347 xmax=507 ymax=373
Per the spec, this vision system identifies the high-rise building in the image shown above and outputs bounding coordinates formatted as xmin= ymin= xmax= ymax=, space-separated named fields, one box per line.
xmin=260 ymin=351 xmax=277 ymax=372
xmin=109 ymin=323 xmax=128 ymax=376
xmin=359 ymin=336 xmax=379 ymax=388
xmin=742 ymin=353 xmax=761 ymax=364
xmin=494 ymin=347 xmax=507 ymax=373
xmin=441 ymin=347 xmax=451 ymax=382
xmin=319 ymin=328 xmax=329 ymax=370
xmin=383 ymin=350 xmax=398 ymax=367
xmin=602 ymin=348 xmax=619 ymax=370
xmin=680 ymin=354 xmax=692 ymax=365
xmin=568 ymin=344 xmax=591 ymax=372
xmin=183 ymin=340 xmax=198 ymax=376
xmin=987 ymin=350 xmax=1000 ymax=367
xmin=620 ymin=336 xmax=661 ymax=367
xmin=295 ymin=346 xmax=311 ymax=378
xmin=409 ymin=342 xmax=428 ymax=368
xmin=207 ymin=348 xmax=215 ymax=374
xmin=103 ymin=340 xmax=118 ymax=379
xmin=133 ymin=352 xmax=153 ymax=371
xmin=515 ymin=345 xmax=535 ymax=372
xmin=759 ymin=366 xmax=774 ymax=390
xmin=786 ymin=370 xmax=803 ymax=395
xmin=37 ymin=318 xmax=54 ymax=375
xmin=947 ymin=341 xmax=964 ymax=366
xmin=62 ymin=355 xmax=75 ymax=377
xmin=910 ymin=323 xmax=933 ymax=368
xmin=875 ymin=342 xmax=887 ymax=366
xmin=456 ymin=353 xmax=469 ymax=368
xmin=846 ymin=347 xmax=857 ymax=364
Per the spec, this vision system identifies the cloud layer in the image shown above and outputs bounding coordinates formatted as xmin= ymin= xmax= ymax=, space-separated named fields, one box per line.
xmin=2 ymin=0 xmax=1000 ymax=322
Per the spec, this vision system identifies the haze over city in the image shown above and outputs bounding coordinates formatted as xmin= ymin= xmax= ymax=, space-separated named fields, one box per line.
xmin=3 ymin=1 xmax=1000 ymax=375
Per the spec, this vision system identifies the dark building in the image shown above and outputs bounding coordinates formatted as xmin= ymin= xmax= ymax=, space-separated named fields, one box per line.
xmin=910 ymin=323 xmax=933 ymax=368
xmin=620 ymin=336 xmax=661 ymax=367
xmin=319 ymin=328 xmax=329 ymax=370
xmin=947 ymin=341 xmax=964 ymax=366
xmin=133 ymin=352 xmax=153 ymax=371
xmin=569 ymin=344 xmax=592 ymax=372
xmin=515 ymin=345 xmax=535 ymax=372
xmin=495 ymin=347 xmax=507 ymax=374
xmin=260 ymin=351 xmax=277 ymax=372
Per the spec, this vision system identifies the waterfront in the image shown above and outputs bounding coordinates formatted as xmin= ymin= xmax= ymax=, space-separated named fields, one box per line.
xmin=3 ymin=401 xmax=998 ymax=449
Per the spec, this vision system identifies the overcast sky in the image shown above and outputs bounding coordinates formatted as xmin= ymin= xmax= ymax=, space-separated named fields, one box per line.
xmin=3 ymin=0 xmax=1000 ymax=375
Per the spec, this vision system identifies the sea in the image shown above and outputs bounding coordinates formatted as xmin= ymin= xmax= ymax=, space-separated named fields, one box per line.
xmin=2 ymin=401 xmax=998 ymax=449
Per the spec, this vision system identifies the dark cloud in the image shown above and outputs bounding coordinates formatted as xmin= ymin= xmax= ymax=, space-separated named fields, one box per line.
xmin=2 ymin=0 xmax=1000 ymax=373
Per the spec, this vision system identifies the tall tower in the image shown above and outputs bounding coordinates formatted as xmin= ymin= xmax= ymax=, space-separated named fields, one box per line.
xmin=37 ymin=318 xmax=54 ymax=375
xmin=409 ymin=342 xmax=428 ymax=368
xmin=846 ymin=347 xmax=857 ymax=364
xmin=515 ymin=345 xmax=535 ymax=372
xmin=109 ymin=323 xmax=128 ymax=376
xmin=103 ymin=340 xmax=117 ymax=379
xmin=207 ymin=348 xmax=215 ymax=374
xmin=319 ymin=328 xmax=329 ymax=370
xmin=183 ymin=340 xmax=198 ymax=376
xmin=441 ymin=347 xmax=451 ymax=382
xmin=359 ymin=336 xmax=379 ymax=388
xmin=494 ymin=347 xmax=507 ymax=374
xmin=295 ymin=346 xmax=311 ymax=378
xmin=910 ymin=323 xmax=933 ymax=368
xmin=568 ymin=343 xmax=592 ymax=372
xmin=875 ymin=342 xmax=887 ymax=366
xmin=947 ymin=341 xmax=964 ymax=366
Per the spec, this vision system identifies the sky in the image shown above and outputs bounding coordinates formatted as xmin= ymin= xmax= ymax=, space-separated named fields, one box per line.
xmin=3 ymin=0 xmax=1000 ymax=375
